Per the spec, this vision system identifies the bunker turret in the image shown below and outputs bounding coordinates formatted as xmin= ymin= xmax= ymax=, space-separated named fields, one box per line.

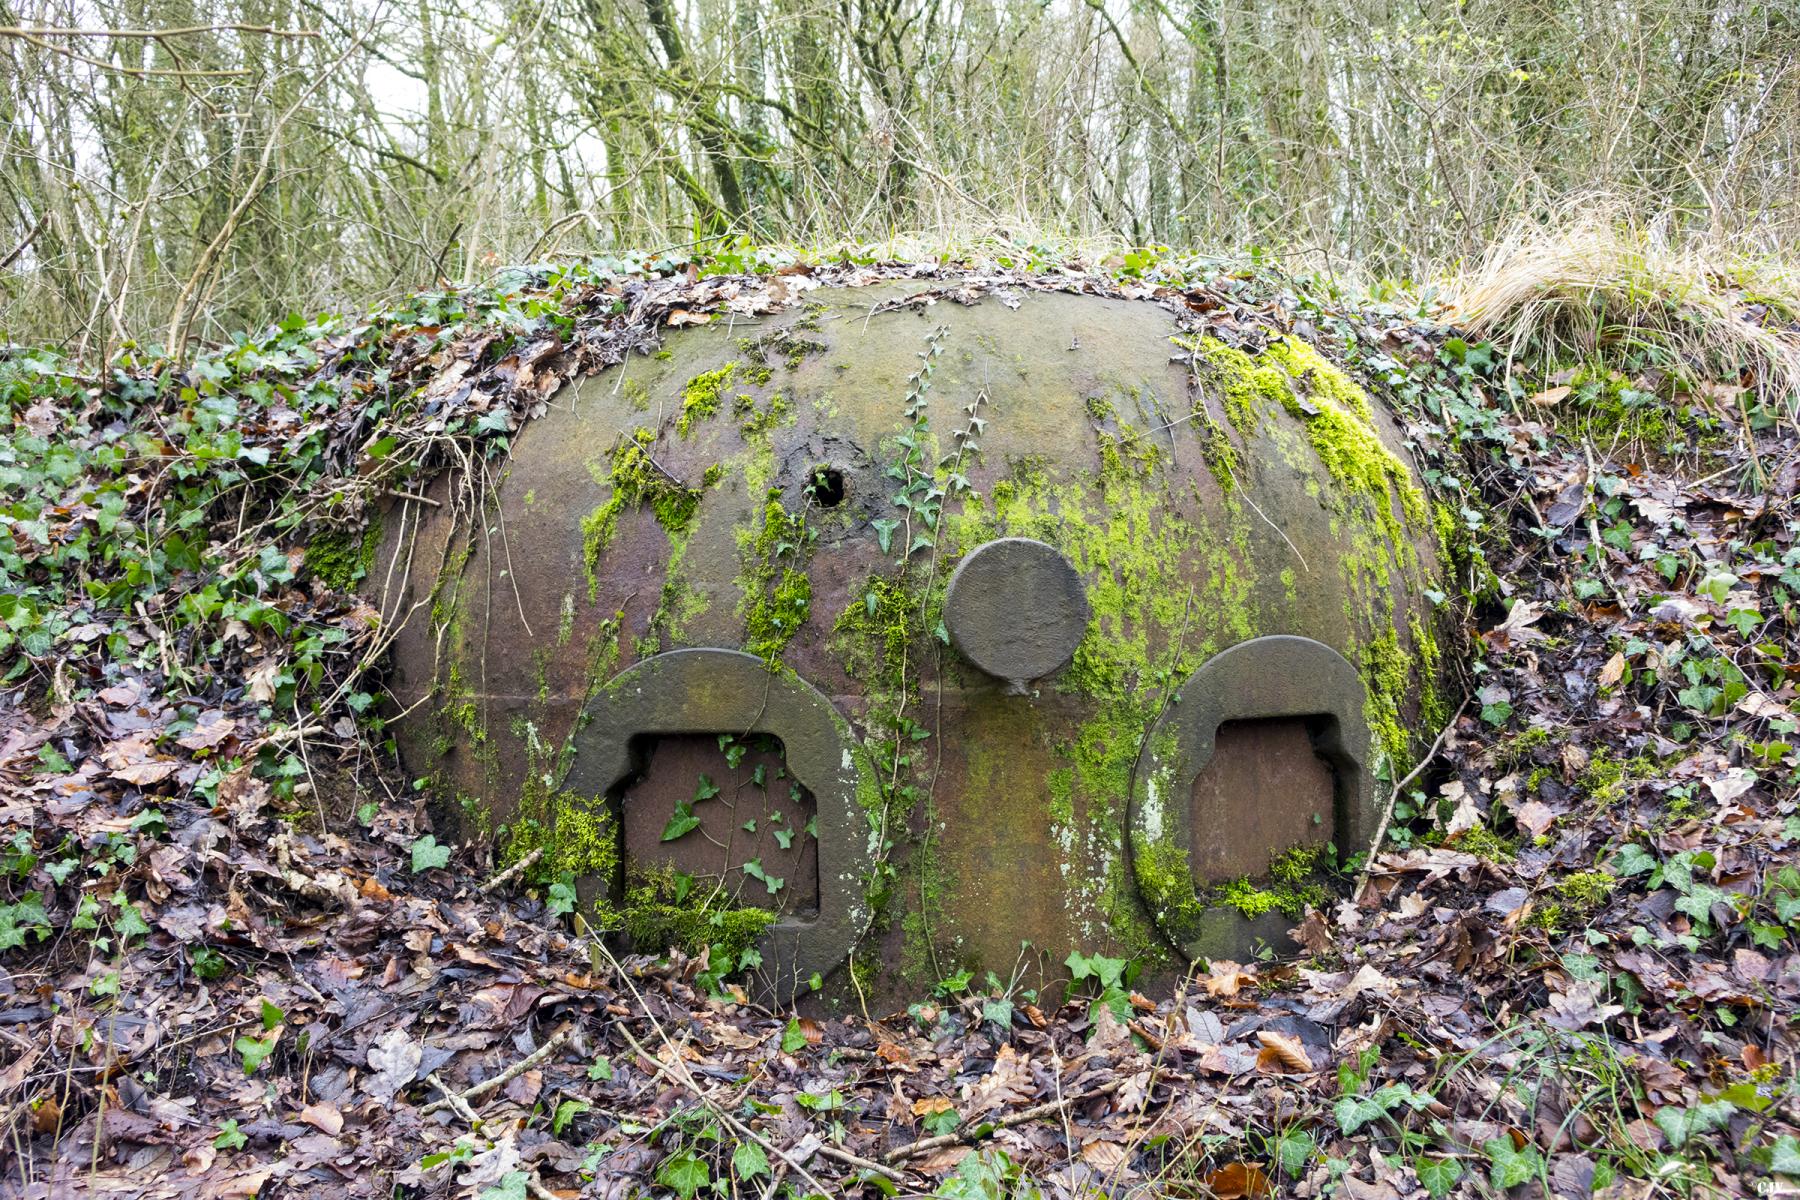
xmin=374 ymin=279 xmax=1449 ymax=1002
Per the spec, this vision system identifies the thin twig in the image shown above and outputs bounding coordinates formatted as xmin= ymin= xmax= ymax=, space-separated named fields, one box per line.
xmin=884 ymin=1077 xmax=1129 ymax=1164
xmin=0 ymin=23 xmax=317 ymax=37
xmin=419 ymin=1028 xmax=573 ymax=1115
xmin=479 ymin=847 xmax=542 ymax=894
xmin=592 ymin=939 xmax=841 ymax=1196
xmin=0 ymin=213 xmax=49 ymax=273
xmin=1354 ymin=693 xmax=1472 ymax=900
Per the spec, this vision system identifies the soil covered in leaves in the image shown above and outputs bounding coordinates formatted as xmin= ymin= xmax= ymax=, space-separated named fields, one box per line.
xmin=1 ymin=249 xmax=1797 ymax=1198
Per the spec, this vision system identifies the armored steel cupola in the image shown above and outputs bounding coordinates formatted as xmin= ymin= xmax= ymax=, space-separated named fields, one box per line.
xmin=374 ymin=278 xmax=1449 ymax=1002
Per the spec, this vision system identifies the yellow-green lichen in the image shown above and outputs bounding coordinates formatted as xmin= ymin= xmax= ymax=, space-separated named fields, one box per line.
xmin=738 ymin=491 xmax=814 ymax=664
xmin=1557 ymin=869 xmax=1617 ymax=912
xmin=1361 ymin=628 xmax=1413 ymax=774
xmin=1445 ymin=822 xmax=1517 ymax=862
xmin=623 ymin=376 xmax=650 ymax=412
xmin=734 ymin=390 xmax=792 ymax=438
xmin=1134 ymin=835 xmax=1208 ymax=945
xmin=502 ymin=791 xmax=618 ymax=882
xmin=1208 ymin=844 xmax=1331 ymax=921
xmin=616 ymin=865 xmax=777 ymax=962
xmin=746 ymin=566 xmax=812 ymax=662
xmin=1578 ymin=749 xmax=1649 ymax=805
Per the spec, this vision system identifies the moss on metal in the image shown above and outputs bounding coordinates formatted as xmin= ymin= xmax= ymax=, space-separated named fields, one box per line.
xmin=581 ymin=430 xmax=706 ymax=601
xmin=378 ymin=285 xmax=1455 ymax=995
xmin=677 ymin=362 xmax=738 ymax=437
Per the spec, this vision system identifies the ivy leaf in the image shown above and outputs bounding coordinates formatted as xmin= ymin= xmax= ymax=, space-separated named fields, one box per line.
xmin=547 ymin=879 xmax=576 ymax=916
xmin=1415 ymin=1156 xmax=1462 ymax=1199
xmin=694 ymin=774 xmax=720 ymax=801
xmin=236 ymin=1031 xmax=279 ymax=1075
xmin=1653 ymin=1100 xmax=1733 ymax=1149
xmin=923 ymin=1106 xmax=960 ymax=1135
xmin=478 ymin=1173 xmax=529 ymax=1200
xmin=742 ymin=858 xmax=783 ymax=895
xmin=1482 ymin=1136 xmax=1543 ymax=1190
xmin=1274 ymin=1129 xmax=1314 ymax=1177
xmin=1673 ymin=883 xmax=1730 ymax=924
xmin=409 ymin=834 xmax=451 ymax=872
xmin=1612 ymin=843 xmax=1657 ymax=876
xmin=114 ymin=900 xmax=151 ymax=944
xmin=781 ymin=1018 xmax=808 ymax=1054
xmin=733 ymin=1142 xmax=769 ymax=1181
xmin=213 ymin=1119 xmax=247 ymax=1150
xmin=661 ymin=802 xmax=700 ymax=842
xmin=552 ymin=1099 xmax=590 ymax=1136
xmin=1771 ymin=1133 xmax=1800 ymax=1175
xmin=1335 ymin=1094 xmax=1387 ymax=1135
xmin=657 ymin=1150 xmax=710 ymax=1200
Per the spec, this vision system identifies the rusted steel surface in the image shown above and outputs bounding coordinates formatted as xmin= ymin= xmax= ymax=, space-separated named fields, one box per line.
xmin=1188 ymin=718 xmax=1336 ymax=883
xmin=372 ymin=283 xmax=1446 ymax=1003
xmin=617 ymin=734 xmax=820 ymax=918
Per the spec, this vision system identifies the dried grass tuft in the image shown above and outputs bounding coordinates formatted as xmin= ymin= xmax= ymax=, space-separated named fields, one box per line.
xmin=1446 ymin=206 xmax=1800 ymax=418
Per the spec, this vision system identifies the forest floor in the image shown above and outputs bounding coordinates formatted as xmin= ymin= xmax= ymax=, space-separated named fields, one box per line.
xmin=0 ymin=253 xmax=1796 ymax=1198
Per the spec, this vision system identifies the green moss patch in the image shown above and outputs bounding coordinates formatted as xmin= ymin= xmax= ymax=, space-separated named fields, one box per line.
xmin=303 ymin=512 xmax=382 ymax=591
xmin=676 ymin=362 xmax=738 ymax=437
xmin=616 ymin=865 xmax=777 ymax=962
xmin=1209 ymin=844 xmax=1331 ymax=922
xmin=581 ymin=430 xmax=706 ymax=599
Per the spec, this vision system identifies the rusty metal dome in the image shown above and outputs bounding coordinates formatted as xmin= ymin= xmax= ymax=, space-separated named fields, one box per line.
xmin=373 ymin=280 xmax=1449 ymax=1002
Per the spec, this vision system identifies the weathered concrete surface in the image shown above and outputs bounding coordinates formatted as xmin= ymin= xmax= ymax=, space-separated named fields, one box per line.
xmin=373 ymin=283 xmax=1447 ymax=1005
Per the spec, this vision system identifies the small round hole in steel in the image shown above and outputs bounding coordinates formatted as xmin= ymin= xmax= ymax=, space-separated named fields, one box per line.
xmin=808 ymin=466 xmax=847 ymax=508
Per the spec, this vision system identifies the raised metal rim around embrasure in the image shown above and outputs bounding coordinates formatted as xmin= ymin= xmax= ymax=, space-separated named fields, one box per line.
xmin=1128 ymin=634 xmax=1377 ymax=962
xmin=560 ymin=648 xmax=877 ymax=1003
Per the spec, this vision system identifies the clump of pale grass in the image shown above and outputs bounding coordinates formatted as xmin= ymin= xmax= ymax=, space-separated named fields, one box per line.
xmin=1447 ymin=208 xmax=1800 ymax=418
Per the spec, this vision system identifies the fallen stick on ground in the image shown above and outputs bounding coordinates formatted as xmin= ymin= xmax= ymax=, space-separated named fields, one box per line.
xmin=427 ymin=1073 xmax=560 ymax=1200
xmin=884 ymin=1076 xmax=1130 ymax=1164
xmin=611 ymin=1019 xmax=907 ymax=1184
xmin=586 ymin=936 xmax=873 ymax=1192
xmin=420 ymin=1028 xmax=573 ymax=1115
xmin=479 ymin=846 xmax=543 ymax=894
xmin=1354 ymin=693 xmax=1471 ymax=901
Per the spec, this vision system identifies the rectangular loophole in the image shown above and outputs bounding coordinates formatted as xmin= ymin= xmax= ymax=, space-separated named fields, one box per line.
xmin=1188 ymin=716 xmax=1337 ymax=884
xmin=616 ymin=733 xmax=820 ymax=919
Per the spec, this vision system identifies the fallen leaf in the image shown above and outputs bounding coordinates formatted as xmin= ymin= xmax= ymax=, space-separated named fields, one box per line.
xmin=1515 ymin=800 xmax=1556 ymax=838
xmin=1706 ymin=768 xmax=1756 ymax=803
xmin=299 ymin=1102 xmax=343 ymax=1136
xmin=1598 ymin=652 xmax=1626 ymax=687
xmin=364 ymin=1029 xmax=421 ymax=1103
xmin=1080 ymin=1139 xmax=1131 ymax=1171
xmin=1203 ymin=960 xmax=1257 ymax=998
xmin=1205 ymin=1161 xmax=1273 ymax=1199
xmin=1254 ymin=1030 xmax=1314 ymax=1074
